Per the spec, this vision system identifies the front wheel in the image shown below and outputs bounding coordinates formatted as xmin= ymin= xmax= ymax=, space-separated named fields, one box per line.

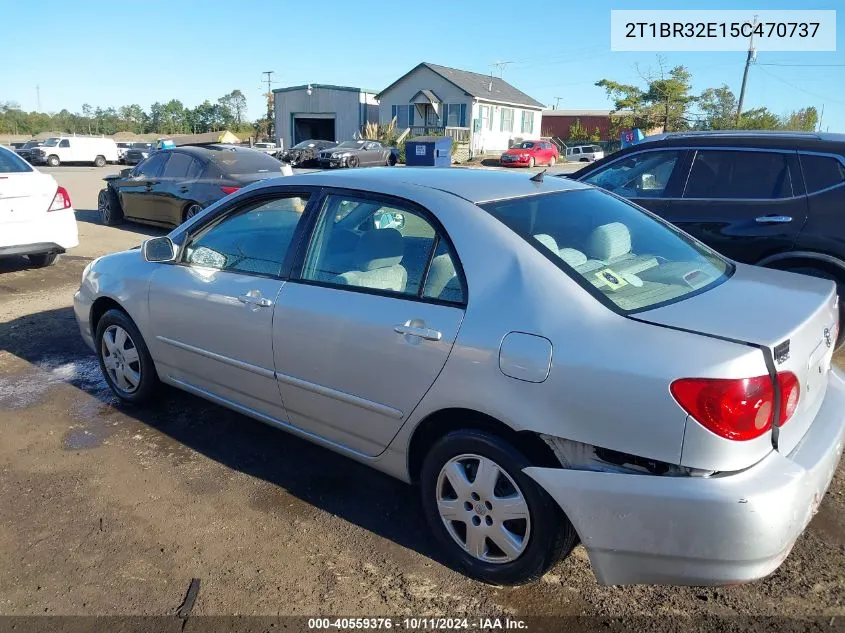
xmin=95 ymin=309 xmax=158 ymax=403
xmin=28 ymin=252 xmax=58 ymax=267
xmin=47 ymin=155 xmax=60 ymax=167
xmin=548 ymin=156 xmax=556 ymax=167
xmin=528 ymin=157 xmax=535 ymax=168
xmin=347 ymin=155 xmax=360 ymax=168
xmin=420 ymin=429 xmax=575 ymax=585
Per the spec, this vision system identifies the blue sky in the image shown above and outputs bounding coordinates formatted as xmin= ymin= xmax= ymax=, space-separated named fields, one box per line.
xmin=3 ymin=0 xmax=844 ymax=129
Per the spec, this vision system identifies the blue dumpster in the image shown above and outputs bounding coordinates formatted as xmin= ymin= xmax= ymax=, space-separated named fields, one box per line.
xmin=405 ymin=136 xmax=452 ymax=167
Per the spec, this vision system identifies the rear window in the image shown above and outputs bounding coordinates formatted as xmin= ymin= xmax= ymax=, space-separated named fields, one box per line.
xmin=480 ymin=189 xmax=731 ymax=313
xmin=0 ymin=147 xmax=34 ymax=172
xmin=211 ymin=149 xmax=281 ymax=175
xmin=801 ymin=154 xmax=845 ymax=193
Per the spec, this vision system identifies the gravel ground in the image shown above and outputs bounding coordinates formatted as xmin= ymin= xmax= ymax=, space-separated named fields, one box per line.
xmin=0 ymin=166 xmax=843 ymax=630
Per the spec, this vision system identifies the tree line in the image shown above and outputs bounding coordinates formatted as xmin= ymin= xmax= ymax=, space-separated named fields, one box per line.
xmin=591 ymin=59 xmax=819 ymax=141
xmin=0 ymin=90 xmax=254 ymax=137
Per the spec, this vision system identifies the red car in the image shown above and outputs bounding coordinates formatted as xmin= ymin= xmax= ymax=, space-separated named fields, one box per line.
xmin=499 ymin=140 xmax=559 ymax=168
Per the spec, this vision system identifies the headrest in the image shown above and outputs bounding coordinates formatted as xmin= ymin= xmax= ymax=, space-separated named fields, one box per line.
xmin=588 ymin=222 xmax=631 ymax=261
xmin=355 ymin=228 xmax=404 ymax=271
xmin=534 ymin=234 xmax=559 ymax=253
xmin=559 ymin=248 xmax=587 ymax=267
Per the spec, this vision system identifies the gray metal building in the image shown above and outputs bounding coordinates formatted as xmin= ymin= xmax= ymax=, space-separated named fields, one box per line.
xmin=273 ymin=84 xmax=379 ymax=150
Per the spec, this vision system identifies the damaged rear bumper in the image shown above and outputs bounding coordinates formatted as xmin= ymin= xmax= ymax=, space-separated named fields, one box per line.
xmin=524 ymin=368 xmax=845 ymax=586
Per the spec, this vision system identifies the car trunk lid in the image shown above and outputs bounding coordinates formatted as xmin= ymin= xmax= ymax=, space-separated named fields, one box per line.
xmin=636 ymin=263 xmax=838 ymax=457
xmin=0 ymin=171 xmax=56 ymax=224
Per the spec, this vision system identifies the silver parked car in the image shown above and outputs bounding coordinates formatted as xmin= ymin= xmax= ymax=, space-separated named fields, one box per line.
xmin=74 ymin=168 xmax=845 ymax=586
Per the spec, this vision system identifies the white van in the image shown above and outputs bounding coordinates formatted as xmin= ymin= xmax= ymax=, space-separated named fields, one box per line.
xmin=30 ymin=136 xmax=119 ymax=167
xmin=565 ymin=144 xmax=605 ymax=162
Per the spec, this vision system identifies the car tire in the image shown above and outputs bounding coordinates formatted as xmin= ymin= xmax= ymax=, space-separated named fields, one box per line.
xmin=347 ymin=156 xmax=360 ymax=168
xmin=528 ymin=157 xmax=535 ymax=168
xmin=579 ymin=158 xmax=589 ymax=162
xmin=387 ymin=153 xmax=398 ymax=166
xmin=94 ymin=155 xmax=106 ymax=168
xmin=47 ymin=155 xmax=60 ymax=167
xmin=98 ymin=187 xmax=124 ymax=226
xmin=183 ymin=203 xmax=203 ymax=222
xmin=548 ymin=156 xmax=556 ymax=167
xmin=27 ymin=252 xmax=58 ymax=267
xmin=95 ymin=309 xmax=158 ymax=404
xmin=420 ymin=429 xmax=576 ymax=585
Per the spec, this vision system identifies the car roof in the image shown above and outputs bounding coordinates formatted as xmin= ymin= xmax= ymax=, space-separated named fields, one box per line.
xmin=637 ymin=130 xmax=845 ymax=152
xmin=172 ymin=144 xmax=268 ymax=157
xmin=263 ymin=166 xmax=589 ymax=203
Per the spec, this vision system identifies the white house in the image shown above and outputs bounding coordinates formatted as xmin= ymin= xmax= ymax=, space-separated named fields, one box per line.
xmin=273 ymin=84 xmax=379 ymax=150
xmin=377 ymin=62 xmax=545 ymax=156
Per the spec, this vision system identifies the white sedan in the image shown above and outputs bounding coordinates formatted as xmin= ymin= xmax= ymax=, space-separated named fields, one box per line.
xmin=0 ymin=145 xmax=78 ymax=267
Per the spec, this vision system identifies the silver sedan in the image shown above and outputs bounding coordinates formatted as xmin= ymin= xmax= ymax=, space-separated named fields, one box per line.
xmin=74 ymin=168 xmax=845 ymax=586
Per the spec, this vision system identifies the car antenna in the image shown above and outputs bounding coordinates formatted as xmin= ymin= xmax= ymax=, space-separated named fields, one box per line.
xmin=530 ymin=169 xmax=546 ymax=183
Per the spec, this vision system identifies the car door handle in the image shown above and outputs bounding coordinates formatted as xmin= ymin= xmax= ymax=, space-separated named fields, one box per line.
xmin=755 ymin=215 xmax=793 ymax=224
xmin=238 ymin=293 xmax=273 ymax=307
xmin=394 ymin=324 xmax=442 ymax=341
xmin=179 ymin=185 xmax=190 ymax=192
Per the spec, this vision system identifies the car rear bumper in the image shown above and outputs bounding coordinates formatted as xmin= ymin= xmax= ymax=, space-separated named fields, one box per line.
xmin=0 ymin=210 xmax=79 ymax=255
xmin=524 ymin=367 xmax=845 ymax=586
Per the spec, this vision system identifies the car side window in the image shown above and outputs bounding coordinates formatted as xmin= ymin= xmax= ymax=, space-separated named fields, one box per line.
xmin=134 ymin=153 xmax=168 ymax=178
xmin=684 ymin=150 xmax=793 ymax=199
xmin=801 ymin=154 xmax=845 ymax=194
xmin=182 ymin=194 xmax=310 ymax=277
xmin=301 ymin=194 xmax=461 ymax=301
xmin=582 ymin=150 xmax=682 ymax=199
xmin=59 ymin=139 xmax=70 ymax=148
xmin=163 ymin=152 xmax=201 ymax=179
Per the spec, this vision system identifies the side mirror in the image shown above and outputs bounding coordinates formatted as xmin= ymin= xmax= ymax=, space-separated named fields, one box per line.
xmin=142 ymin=236 xmax=177 ymax=263
xmin=120 ymin=168 xmax=131 ymax=177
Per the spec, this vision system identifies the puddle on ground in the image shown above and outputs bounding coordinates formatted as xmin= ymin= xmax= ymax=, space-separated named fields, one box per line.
xmin=0 ymin=355 xmax=123 ymax=449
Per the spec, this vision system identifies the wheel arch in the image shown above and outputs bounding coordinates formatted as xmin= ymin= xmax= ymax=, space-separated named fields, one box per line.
xmin=406 ymin=408 xmax=559 ymax=484
xmin=89 ymin=296 xmax=131 ymax=335
xmin=756 ymin=250 xmax=845 ymax=282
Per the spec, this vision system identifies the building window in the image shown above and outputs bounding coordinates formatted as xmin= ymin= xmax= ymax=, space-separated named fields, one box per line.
xmin=392 ymin=105 xmax=411 ymax=129
xmin=444 ymin=104 xmax=467 ymax=127
xmin=500 ymin=107 xmax=514 ymax=132
xmin=521 ymin=111 xmax=534 ymax=134
xmin=479 ymin=105 xmax=491 ymax=131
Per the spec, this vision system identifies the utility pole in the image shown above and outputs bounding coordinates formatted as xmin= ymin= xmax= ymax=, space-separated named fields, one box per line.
xmin=36 ymin=84 xmax=41 ymax=111
xmin=262 ymin=70 xmax=275 ymax=140
xmin=736 ymin=15 xmax=758 ymax=125
xmin=818 ymin=104 xmax=825 ymax=132
xmin=553 ymin=97 xmax=563 ymax=110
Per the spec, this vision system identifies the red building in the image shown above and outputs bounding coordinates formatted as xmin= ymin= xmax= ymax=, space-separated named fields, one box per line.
xmin=540 ymin=110 xmax=620 ymax=141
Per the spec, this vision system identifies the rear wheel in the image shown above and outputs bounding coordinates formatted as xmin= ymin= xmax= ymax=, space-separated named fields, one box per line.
xmin=98 ymin=188 xmax=124 ymax=226
xmin=421 ymin=429 xmax=575 ymax=585
xmin=27 ymin=252 xmax=58 ymax=267
xmin=47 ymin=155 xmax=60 ymax=167
xmin=387 ymin=153 xmax=398 ymax=166
xmin=94 ymin=155 xmax=106 ymax=168
xmin=548 ymin=155 xmax=556 ymax=167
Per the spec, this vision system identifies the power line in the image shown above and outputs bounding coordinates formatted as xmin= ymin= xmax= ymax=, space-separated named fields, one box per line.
xmin=756 ymin=66 xmax=845 ymax=106
xmin=757 ymin=63 xmax=845 ymax=67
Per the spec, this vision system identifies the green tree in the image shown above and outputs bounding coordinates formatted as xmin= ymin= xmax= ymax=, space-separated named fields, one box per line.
xmin=783 ymin=106 xmax=818 ymax=131
xmin=736 ymin=107 xmax=782 ymax=129
xmin=218 ymin=90 xmax=247 ymax=127
xmin=696 ymin=85 xmax=737 ymax=130
xmin=567 ymin=118 xmax=589 ymax=142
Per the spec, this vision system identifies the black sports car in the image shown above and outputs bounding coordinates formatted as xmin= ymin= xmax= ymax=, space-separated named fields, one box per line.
xmin=279 ymin=139 xmax=337 ymax=167
xmin=97 ymin=144 xmax=286 ymax=227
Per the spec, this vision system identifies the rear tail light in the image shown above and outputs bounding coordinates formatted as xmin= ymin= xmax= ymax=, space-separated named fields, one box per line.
xmin=48 ymin=186 xmax=72 ymax=212
xmin=670 ymin=371 xmax=800 ymax=441
xmin=220 ymin=185 xmax=240 ymax=195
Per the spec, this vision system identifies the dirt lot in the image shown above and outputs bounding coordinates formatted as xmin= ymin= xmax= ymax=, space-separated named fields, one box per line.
xmin=0 ymin=166 xmax=843 ymax=628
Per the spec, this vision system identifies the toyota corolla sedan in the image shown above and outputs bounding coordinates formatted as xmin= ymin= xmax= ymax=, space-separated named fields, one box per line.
xmin=74 ymin=168 xmax=845 ymax=586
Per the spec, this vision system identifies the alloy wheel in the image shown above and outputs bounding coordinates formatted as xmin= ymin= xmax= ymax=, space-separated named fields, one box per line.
xmin=98 ymin=190 xmax=111 ymax=224
xmin=185 ymin=204 xmax=202 ymax=220
xmin=435 ymin=453 xmax=531 ymax=563
xmin=101 ymin=325 xmax=141 ymax=394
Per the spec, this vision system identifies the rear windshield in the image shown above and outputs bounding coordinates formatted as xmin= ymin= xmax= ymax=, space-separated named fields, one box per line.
xmin=211 ymin=149 xmax=281 ymax=175
xmin=480 ymin=189 xmax=731 ymax=313
xmin=0 ymin=147 xmax=34 ymax=172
